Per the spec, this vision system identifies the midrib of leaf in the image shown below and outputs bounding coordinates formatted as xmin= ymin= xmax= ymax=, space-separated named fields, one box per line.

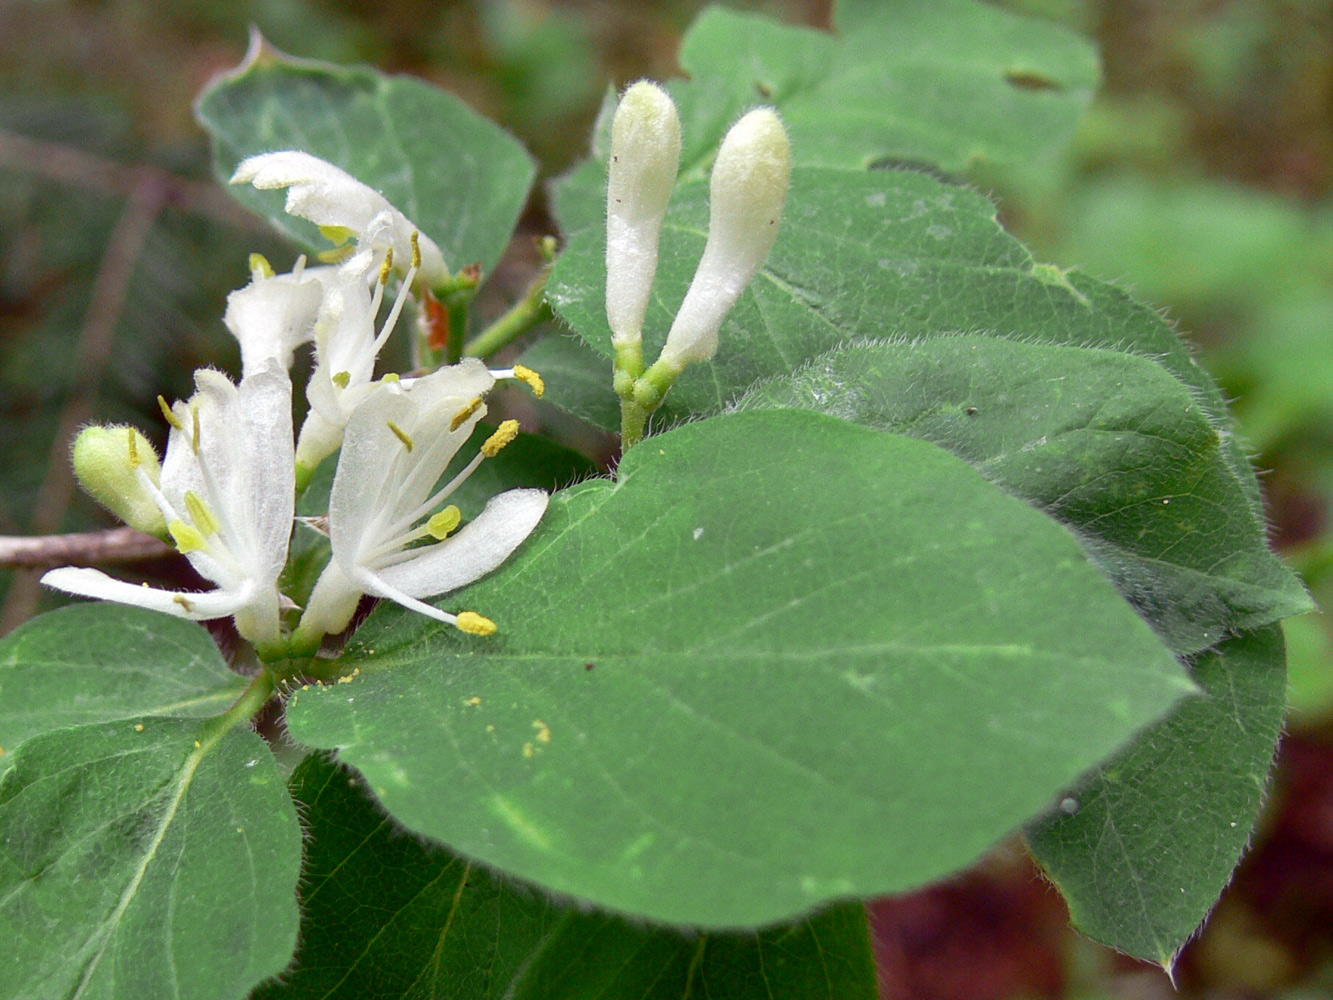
xmin=681 ymin=936 xmax=709 ymax=1000
xmin=69 ymin=722 xmax=228 ymax=999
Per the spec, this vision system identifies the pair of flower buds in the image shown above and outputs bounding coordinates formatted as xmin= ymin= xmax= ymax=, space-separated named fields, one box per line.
xmin=44 ymin=152 xmax=548 ymax=657
xmin=606 ymin=82 xmax=791 ymax=407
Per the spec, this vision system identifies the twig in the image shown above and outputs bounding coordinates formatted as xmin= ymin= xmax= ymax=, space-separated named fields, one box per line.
xmin=463 ymin=264 xmax=554 ymax=359
xmin=0 ymin=527 xmax=171 ymax=570
xmin=0 ymin=176 xmax=165 ymax=634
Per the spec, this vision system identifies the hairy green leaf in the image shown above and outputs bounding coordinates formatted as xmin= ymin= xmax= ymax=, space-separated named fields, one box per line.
xmin=733 ymin=336 xmax=1309 ymax=654
xmin=0 ymin=717 xmax=301 ymax=1000
xmin=286 ymin=409 xmax=1190 ymax=928
xmin=0 ymin=604 xmax=247 ymax=777
xmin=258 ymin=754 xmax=877 ymax=1000
xmin=1026 ymin=625 xmax=1286 ymax=965
xmin=195 ymin=41 xmax=535 ymax=281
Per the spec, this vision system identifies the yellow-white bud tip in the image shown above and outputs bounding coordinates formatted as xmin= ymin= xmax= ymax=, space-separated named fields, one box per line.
xmin=660 ymin=108 xmax=791 ymax=369
xmin=72 ymin=426 xmax=167 ymax=537
xmin=606 ymin=80 xmax=682 ymax=350
xmin=456 ymin=611 xmax=497 ymax=636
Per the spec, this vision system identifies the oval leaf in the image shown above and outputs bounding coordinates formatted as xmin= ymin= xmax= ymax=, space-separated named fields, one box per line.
xmin=286 ymin=409 xmax=1192 ymax=927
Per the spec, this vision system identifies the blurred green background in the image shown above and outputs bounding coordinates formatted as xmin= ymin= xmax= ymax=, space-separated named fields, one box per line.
xmin=2 ymin=0 xmax=1332 ymax=996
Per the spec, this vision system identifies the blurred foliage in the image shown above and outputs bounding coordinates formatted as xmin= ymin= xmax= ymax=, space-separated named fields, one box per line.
xmin=3 ymin=0 xmax=1333 ymax=995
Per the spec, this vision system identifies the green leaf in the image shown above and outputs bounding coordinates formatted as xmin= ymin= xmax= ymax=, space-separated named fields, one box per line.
xmin=1026 ymin=625 xmax=1287 ymax=966
xmin=0 ymin=604 xmax=247 ymax=776
xmin=551 ymin=0 xmax=1099 ymax=232
xmin=259 ymin=753 xmax=877 ymax=1000
xmin=548 ymin=164 xmax=1268 ymax=549
xmin=286 ymin=409 xmax=1191 ymax=928
xmin=518 ymin=332 xmax=621 ymax=432
xmin=733 ymin=336 xmax=1310 ymax=655
xmin=195 ymin=40 xmax=535 ymax=280
xmin=0 ymin=716 xmax=302 ymax=1000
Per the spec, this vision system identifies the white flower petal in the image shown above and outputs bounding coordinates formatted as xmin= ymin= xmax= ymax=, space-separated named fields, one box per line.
xmin=375 ymin=488 xmax=548 ymax=599
xmin=223 ymin=271 xmax=323 ymax=377
xmin=41 ymin=567 xmax=252 ymax=621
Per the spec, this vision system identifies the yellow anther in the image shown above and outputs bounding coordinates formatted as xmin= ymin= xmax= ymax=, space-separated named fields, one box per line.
xmin=379 ymin=248 xmax=394 ymax=285
xmin=184 ymin=491 xmax=221 ymax=536
xmin=174 ymin=595 xmax=196 ymax=612
xmin=382 ymin=372 xmax=400 ymax=383
xmin=427 ymin=505 xmax=462 ymax=540
xmin=168 ymin=520 xmax=208 ymax=554
xmin=191 ymin=406 xmax=201 ymax=454
xmin=481 ymin=419 xmax=520 ymax=457
xmin=158 ymin=395 xmax=185 ymax=431
xmin=318 ymin=224 xmax=355 ymax=246
xmin=450 ymin=397 xmax=484 ymax=431
xmin=387 ymin=420 xmax=414 ymax=451
xmin=512 ymin=365 xmax=545 ymax=398
xmin=456 ymin=611 xmax=497 ymax=636
xmin=126 ymin=428 xmax=140 ymax=468
xmin=331 ymin=370 xmax=351 ymax=389
xmin=410 ymin=231 xmax=422 ymax=269
xmin=248 ymin=253 xmax=275 ymax=279
xmin=317 ymin=244 xmax=357 ymax=264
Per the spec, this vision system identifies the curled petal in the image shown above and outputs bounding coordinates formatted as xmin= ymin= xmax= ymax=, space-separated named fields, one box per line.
xmin=42 ymin=567 xmax=253 ymax=621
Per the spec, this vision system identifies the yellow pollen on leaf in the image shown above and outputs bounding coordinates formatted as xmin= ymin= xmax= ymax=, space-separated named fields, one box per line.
xmin=427 ymin=505 xmax=462 ymax=539
xmin=512 ymin=365 xmax=545 ymax=398
xmin=331 ymin=371 xmax=351 ymax=389
xmin=168 ymin=520 xmax=208 ymax=554
xmin=410 ymin=231 xmax=422 ymax=269
xmin=481 ymin=420 xmax=520 ymax=457
xmin=249 ymin=252 xmax=275 ymax=279
xmin=456 ymin=611 xmax=497 ymax=636
xmin=450 ymin=397 xmax=484 ymax=431
xmin=379 ymin=248 xmax=394 ymax=285
xmin=127 ymin=428 xmax=140 ymax=468
xmin=387 ymin=420 xmax=414 ymax=451
xmin=318 ymin=224 xmax=355 ymax=246
xmin=184 ymin=491 xmax=221 ymax=536
xmin=158 ymin=395 xmax=185 ymax=431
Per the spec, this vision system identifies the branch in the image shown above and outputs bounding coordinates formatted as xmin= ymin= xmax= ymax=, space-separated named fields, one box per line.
xmin=0 ymin=527 xmax=172 ymax=570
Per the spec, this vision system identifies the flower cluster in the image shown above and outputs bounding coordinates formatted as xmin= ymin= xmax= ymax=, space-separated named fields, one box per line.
xmin=606 ymin=82 xmax=791 ymax=442
xmin=44 ymin=153 xmax=547 ymax=658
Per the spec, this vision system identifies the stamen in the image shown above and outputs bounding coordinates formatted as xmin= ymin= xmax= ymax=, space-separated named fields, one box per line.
xmin=379 ymin=248 xmax=395 ymax=285
xmin=382 ymin=372 xmax=400 ymax=383
xmin=249 ymin=253 xmax=275 ymax=280
xmin=387 ymin=420 xmax=414 ymax=451
xmin=456 ymin=611 xmax=497 ymax=636
xmin=317 ymin=244 xmax=357 ymax=264
xmin=319 ymin=224 xmax=355 ymax=246
xmin=184 ymin=491 xmax=221 ymax=537
xmin=127 ymin=428 xmax=140 ymax=468
xmin=410 ymin=231 xmax=422 ymax=270
xmin=168 ymin=520 xmax=208 ymax=554
xmin=158 ymin=395 xmax=185 ymax=431
xmin=190 ymin=406 xmax=201 ymax=455
xmin=173 ymin=595 xmax=195 ymax=612
xmin=427 ymin=505 xmax=462 ymax=539
xmin=292 ymin=254 xmax=308 ymax=280
xmin=371 ymin=259 xmax=419 ymax=356
xmin=332 ymin=371 xmax=351 ymax=389
xmin=481 ymin=420 xmax=520 ymax=457
xmin=450 ymin=397 xmax=484 ymax=431
xmin=512 ymin=365 xmax=545 ymax=397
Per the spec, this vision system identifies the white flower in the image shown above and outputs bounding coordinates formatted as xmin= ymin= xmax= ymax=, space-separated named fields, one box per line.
xmin=294 ymin=251 xmax=420 ymax=479
xmin=223 ymin=253 xmax=324 ymax=377
xmin=43 ymin=364 xmax=295 ymax=652
xmin=230 ymin=150 xmax=450 ymax=286
xmin=606 ymin=81 xmax=681 ymax=352
xmin=658 ymin=107 xmax=790 ymax=370
xmin=293 ymin=359 xmax=548 ymax=649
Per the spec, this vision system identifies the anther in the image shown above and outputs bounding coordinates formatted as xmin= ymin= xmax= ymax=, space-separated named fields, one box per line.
xmin=173 ymin=595 xmax=196 ymax=612
xmin=190 ymin=406 xmax=201 ymax=454
xmin=332 ymin=371 xmax=351 ymax=389
xmin=184 ymin=491 xmax=221 ymax=537
xmin=249 ymin=253 xmax=275 ymax=279
xmin=379 ymin=248 xmax=394 ymax=285
xmin=168 ymin=520 xmax=208 ymax=555
xmin=427 ymin=505 xmax=462 ymax=540
xmin=127 ymin=428 xmax=140 ymax=468
xmin=411 ymin=231 xmax=422 ymax=270
xmin=451 ymin=397 xmax=484 ymax=431
xmin=512 ymin=365 xmax=545 ymax=398
xmin=318 ymin=224 xmax=355 ymax=246
xmin=387 ymin=420 xmax=414 ymax=451
xmin=456 ymin=611 xmax=497 ymax=636
xmin=158 ymin=395 xmax=185 ymax=431
xmin=481 ymin=419 xmax=520 ymax=457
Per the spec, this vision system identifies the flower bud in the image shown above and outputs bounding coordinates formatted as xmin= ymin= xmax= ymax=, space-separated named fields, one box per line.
xmin=606 ymin=81 xmax=682 ymax=350
xmin=659 ymin=107 xmax=790 ymax=369
xmin=72 ymin=425 xmax=167 ymax=537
